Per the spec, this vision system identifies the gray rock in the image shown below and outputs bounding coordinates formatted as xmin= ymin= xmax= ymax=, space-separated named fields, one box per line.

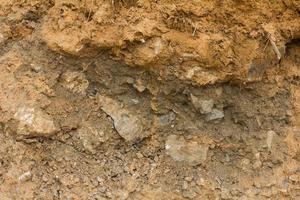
xmin=158 ymin=112 xmax=176 ymax=126
xmin=190 ymin=94 xmax=225 ymax=121
xmin=190 ymin=94 xmax=214 ymax=114
xmin=206 ymin=108 xmax=224 ymax=121
xmin=97 ymin=95 xmax=150 ymax=142
xmin=165 ymin=135 xmax=209 ymax=166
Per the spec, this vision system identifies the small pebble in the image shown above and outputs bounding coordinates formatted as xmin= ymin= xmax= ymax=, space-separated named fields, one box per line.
xmin=253 ymin=161 xmax=262 ymax=169
xmin=18 ymin=171 xmax=32 ymax=182
xmin=182 ymin=181 xmax=188 ymax=190
xmin=196 ymin=178 xmax=205 ymax=186
xmin=136 ymin=152 xmax=144 ymax=159
xmin=185 ymin=177 xmax=193 ymax=182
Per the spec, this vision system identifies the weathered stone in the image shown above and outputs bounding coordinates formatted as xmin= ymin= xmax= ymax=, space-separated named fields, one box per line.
xmin=133 ymin=79 xmax=146 ymax=92
xmin=14 ymin=106 xmax=58 ymax=137
xmin=220 ymin=188 xmax=232 ymax=199
xmin=190 ymin=94 xmax=214 ymax=114
xmin=189 ymin=94 xmax=224 ymax=121
xmin=183 ymin=190 xmax=197 ymax=199
xmin=97 ymin=95 xmax=150 ymax=142
xmin=158 ymin=112 xmax=176 ymax=126
xmin=206 ymin=108 xmax=224 ymax=121
xmin=0 ymin=33 xmax=5 ymax=44
xmin=18 ymin=171 xmax=32 ymax=182
xmin=115 ymin=190 xmax=129 ymax=200
xmin=266 ymin=130 xmax=276 ymax=151
xmin=78 ymin=119 xmax=112 ymax=154
xmin=165 ymin=135 xmax=209 ymax=166
xmin=253 ymin=160 xmax=262 ymax=169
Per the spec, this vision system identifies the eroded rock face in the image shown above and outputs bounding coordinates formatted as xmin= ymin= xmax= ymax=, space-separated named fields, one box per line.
xmin=165 ymin=135 xmax=209 ymax=166
xmin=97 ymin=95 xmax=151 ymax=142
xmin=0 ymin=51 xmax=59 ymax=138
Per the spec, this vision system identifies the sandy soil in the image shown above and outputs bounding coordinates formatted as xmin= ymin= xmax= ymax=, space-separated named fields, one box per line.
xmin=0 ymin=0 xmax=300 ymax=199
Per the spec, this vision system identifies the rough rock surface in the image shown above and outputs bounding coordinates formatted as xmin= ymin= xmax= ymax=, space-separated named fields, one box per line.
xmin=98 ymin=95 xmax=152 ymax=142
xmin=61 ymin=70 xmax=89 ymax=95
xmin=165 ymin=135 xmax=209 ymax=166
xmin=0 ymin=0 xmax=299 ymax=199
xmin=14 ymin=105 xmax=57 ymax=137
xmin=190 ymin=94 xmax=214 ymax=114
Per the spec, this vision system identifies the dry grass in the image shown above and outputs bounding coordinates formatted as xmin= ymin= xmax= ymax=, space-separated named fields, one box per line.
xmin=165 ymin=9 xmax=196 ymax=34
xmin=111 ymin=0 xmax=138 ymax=8
xmin=82 ymin=0 xmax=95 ymax=21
